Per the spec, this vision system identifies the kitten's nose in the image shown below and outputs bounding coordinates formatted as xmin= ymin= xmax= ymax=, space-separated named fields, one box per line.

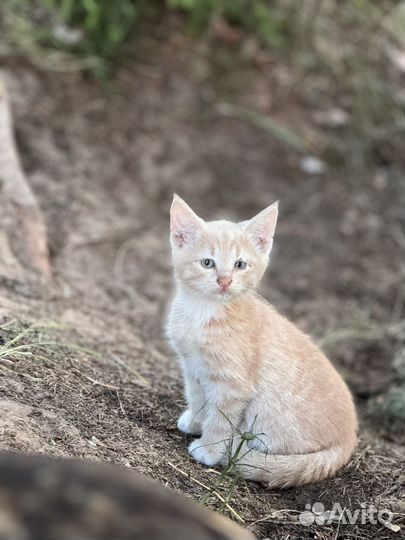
xmin=217 ymin=276 xmax=233 ymax=289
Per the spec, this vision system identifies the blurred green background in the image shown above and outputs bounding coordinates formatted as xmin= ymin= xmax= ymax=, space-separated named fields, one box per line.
xmin=1 ymin=0 xmax=404 ymax=167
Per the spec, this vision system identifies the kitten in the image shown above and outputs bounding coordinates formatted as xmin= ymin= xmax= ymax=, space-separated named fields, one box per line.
xmin=166 ymin=194 xmax=357 ymax=488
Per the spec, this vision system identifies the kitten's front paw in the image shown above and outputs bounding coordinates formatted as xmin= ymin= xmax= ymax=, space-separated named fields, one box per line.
xmin=188 ymin=439 xmax=224 ymax=466
xmin=177 ymin=410 xmax=202 ymax=435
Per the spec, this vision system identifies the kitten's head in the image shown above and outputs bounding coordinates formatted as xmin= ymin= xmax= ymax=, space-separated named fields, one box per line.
xmin=170 ymin=194 xmax=278 ymax=300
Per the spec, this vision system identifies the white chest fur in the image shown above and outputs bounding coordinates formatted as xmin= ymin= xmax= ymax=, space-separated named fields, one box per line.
xmin=166 ymin=288 xmax=221 ymax=358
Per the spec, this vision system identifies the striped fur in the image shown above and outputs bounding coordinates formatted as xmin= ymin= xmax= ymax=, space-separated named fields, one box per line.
xmin=167 ymin=195 xmax=357 ymax=487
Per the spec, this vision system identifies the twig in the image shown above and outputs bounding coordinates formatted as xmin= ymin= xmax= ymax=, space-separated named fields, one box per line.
xmin=249 ymin=509 xmax=302 ymax=527
xmin=82 ymin=374 xmax=120 ymax=391
xmin=116 ymin=391 xmax=126 ymax=415
xmin=63 ymin=227 xmax=142 ymax=253
xmin=319 ymin=319 xmax=405 ymax=347
xmin=110 ymin=355 xmax=149 ymax=386
xmin=334 ymin=506 xmax=346 ymax=540
xmin=167 ymin=461 xmax=245 ymax=523
xmin=216 ymin=103 xmax=311 ymax=154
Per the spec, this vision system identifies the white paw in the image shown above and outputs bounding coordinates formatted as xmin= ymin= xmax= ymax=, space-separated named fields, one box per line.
xmin=188 ymin=439 xmax=224 ymax=466
xmin=177 ymin=410 xmax=202 ymax=435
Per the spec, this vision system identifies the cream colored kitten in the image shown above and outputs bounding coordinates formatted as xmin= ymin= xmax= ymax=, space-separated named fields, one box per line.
xmin=166 ymin=194 xmax=357 ymax=488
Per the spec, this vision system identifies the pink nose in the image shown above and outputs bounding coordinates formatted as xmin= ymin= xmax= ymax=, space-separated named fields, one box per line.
xmin=217 ymin=276 xmax=233 ymax=289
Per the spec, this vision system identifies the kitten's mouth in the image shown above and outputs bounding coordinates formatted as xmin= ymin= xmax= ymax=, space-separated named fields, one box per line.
xmin=217 ymin=287 xmax=231 ymax=296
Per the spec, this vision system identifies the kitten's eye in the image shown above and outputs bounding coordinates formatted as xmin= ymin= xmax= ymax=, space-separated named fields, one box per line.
xmin=234 ymin=260 xmax=247 ymax=270
xmin=201 ymin=258 xmax=215 ymax=269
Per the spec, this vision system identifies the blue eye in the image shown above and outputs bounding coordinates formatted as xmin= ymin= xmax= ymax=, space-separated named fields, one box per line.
xmin=201 ymin=258 xmax=215 ymax=269
xmin=234 ymin=260 xmax=247 ymax=270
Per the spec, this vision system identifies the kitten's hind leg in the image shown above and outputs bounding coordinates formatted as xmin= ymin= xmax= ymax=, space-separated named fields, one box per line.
xmin=244 ymin=409 xmax=272 ymax=454
xmin=246 ymin=435 xmax=272 ymax=454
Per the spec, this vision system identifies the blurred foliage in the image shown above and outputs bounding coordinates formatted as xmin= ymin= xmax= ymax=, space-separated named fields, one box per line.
xmin=369 ymin=347 xmax=405 ymax=437
xmin=1 ymin=0 xmax=144 ymax=75
xmin=43 ymin=0 xmax=138 ymax=58
xmin=285 ymin=0 xmax=404 ymax=166
xmin=376 ymin=379 xmax=405 ymax=427
xmin=2 ymin=0 xmax=289 ymax=62
xmin=1 ymin=0 xmax=404 ymax=164
xmin=167 ymin=0 xmax=287 ymax=48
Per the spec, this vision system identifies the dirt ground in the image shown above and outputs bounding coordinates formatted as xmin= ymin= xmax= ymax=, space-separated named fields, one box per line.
xmin=0 ymin=28 xmax=404 ymax=540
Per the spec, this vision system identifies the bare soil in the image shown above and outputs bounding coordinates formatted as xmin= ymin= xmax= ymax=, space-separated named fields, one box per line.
xmin=0 ymin=29 xmax=404 ymax=540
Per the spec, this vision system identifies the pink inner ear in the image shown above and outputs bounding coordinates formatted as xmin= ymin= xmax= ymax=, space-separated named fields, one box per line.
xmin=172 ymin=222 xmax=200 ymax=248
xmin=174 ymin=232 xmax=187 ymax=248
xmin=245 ymin=203 xmax=278 ymax=252
xmin=170 ymin=198 xmax=202 ymax=248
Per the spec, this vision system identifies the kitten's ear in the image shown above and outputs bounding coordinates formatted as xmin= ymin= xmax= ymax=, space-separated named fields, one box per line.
xmin=170 ymin=194 xmax=204 ymax=248
xmin=243 ymin=201 xmax=278 ymax=254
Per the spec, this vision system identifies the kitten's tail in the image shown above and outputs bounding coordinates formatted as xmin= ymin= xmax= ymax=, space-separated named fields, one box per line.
xmin=228 ymin=439 xmax=355 ymax=488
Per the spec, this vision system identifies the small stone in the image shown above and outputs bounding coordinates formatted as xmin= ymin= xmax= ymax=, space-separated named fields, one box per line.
xmin=299 ymin=156 xmax=327 ymax=175
xmin=313 ymin=108 xmax=349 ymax=127
xmin=386 ymin=45 xmax=405 ymax=72
xmin=373 ymin=170 xmax=388 ymax=190
xmin=53 ymin=25 xmax=83 ymax=46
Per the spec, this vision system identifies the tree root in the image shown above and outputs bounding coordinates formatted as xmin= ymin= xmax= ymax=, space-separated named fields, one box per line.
xmin=0 ymin=77 xmax=51 ymax=280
